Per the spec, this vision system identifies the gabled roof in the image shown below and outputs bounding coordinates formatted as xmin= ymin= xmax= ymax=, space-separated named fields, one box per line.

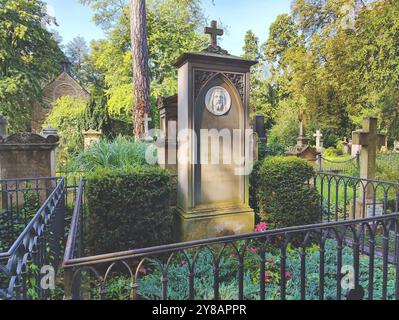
xmin=42 ymin=71 xmax=89 ymax=95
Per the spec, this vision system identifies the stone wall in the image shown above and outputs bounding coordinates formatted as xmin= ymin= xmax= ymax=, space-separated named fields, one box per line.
xmin=31 ymin=72 xmax=89 ymax=133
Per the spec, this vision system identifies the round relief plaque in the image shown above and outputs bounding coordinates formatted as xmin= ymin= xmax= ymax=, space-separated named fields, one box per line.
xmin=205 ymin=86 xmax=231 ymax=116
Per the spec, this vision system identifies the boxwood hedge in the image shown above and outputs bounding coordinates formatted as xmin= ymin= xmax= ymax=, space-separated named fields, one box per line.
xmin=252 ymin=156 xmax=321 ymax=228
xmin=85 ymin=166 xmax=173 ymax=255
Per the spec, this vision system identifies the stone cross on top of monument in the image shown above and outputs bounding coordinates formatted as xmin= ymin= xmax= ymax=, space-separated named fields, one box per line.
xmin=205 ymin=20 xmax=223 ymax=47
xmin=203 ymin=20 xmax=228 ymax=55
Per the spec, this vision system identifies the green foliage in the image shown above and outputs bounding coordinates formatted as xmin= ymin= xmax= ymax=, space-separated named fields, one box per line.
xmin=0 ymin=0 xmax=64 ymax=131
xmin=268 ymin=101 xmax=300 ymax=147
xmin=263 ymin=0 xmax=399 ymax=146
xmin=376 ymin=153 xmax=399 ymax=183
xmin=83 ymin=0 xmax=206 ymax=126
xmin=254 ymin=156 xmax=321 ymax=228
xmin=85 ymin=166 xmax=173 ymax=254
xmin=133 ymin=239 xmax=397 ymax=300
xmin=323 ymin=147 xmax=343 ymax=158
xmin=258 ymin=140 xmax=286 ymax=161
xmin=44 ymin=96 xmax=86 ymax=167
xmin=67 ymin=136 xmax=149 ymax=174
xmin=0 ymin=187 xmax=40 ymax=253
xmin=242 ymin=30 xmax=275 ymax=122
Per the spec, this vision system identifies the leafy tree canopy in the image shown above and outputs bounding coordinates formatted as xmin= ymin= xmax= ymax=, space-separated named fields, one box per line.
xmin=0 ymin=0 xmax=64 ymax=132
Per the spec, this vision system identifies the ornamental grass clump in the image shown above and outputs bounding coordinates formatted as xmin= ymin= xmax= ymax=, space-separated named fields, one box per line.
xmin=67 ymin=135 xmax=150 ymax=173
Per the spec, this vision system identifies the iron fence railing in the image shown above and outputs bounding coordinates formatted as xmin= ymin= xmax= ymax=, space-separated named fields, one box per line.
xmin=0 ymin=177 xmax=62 ymax=252
xmin=314 ymin=173 xmax=399 ymax=222
xmin=0 ymin=178 xmax=66 ymax=300
xmin=63 ymin=174 xmax=399 ymax=300
xmin=56 ymin=170 xmax=85 ymax=207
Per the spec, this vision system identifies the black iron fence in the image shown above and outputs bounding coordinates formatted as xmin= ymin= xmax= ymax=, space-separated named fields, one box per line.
xmin=0 ymin=178 xmax=66 ymax=300
xmin=56 ymin=170 xmax=85 ymax=207
xmin=314 ymin=173 xmax=399 ymax=222
xmin=0 ymin=177 xmax=62 ymax=252
xmin=63 ymin=174 xmax=399 ymax=300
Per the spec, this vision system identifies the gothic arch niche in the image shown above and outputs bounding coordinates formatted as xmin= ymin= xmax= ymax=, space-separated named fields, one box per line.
xmin=194 ymin=73 xmax=244 ymax=206
xmin=53 ymin=83 xmax=78 ymax=101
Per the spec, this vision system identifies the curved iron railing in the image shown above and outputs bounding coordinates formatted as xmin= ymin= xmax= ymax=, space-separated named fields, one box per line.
xmin=63 ymin=174 xmax=399 ymax=300
xmin=0 ymin=178 xmax=66 ymax=300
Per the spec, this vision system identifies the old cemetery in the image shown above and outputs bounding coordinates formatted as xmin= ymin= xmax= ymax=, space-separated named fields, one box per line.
xmin=2 ymin=0 xmax=399 ymax=302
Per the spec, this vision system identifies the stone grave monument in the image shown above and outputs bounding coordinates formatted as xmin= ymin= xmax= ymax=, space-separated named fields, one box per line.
xmin=287 ymin=112 xmax=318 ymax=161
xmin=0 ymin=118 xmax=59 ymax=180
xmin=352 ymin=117 xmax=386 ymax=218
xmin=82 ymin=129 xmax=102 ymax=150
xmin=173 ymin=20 xmax=257 ymax=241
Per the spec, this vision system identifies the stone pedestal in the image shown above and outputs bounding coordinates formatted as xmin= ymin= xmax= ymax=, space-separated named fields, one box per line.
xmin=82 ymin=129 xmax=102 ymax=150
xmin=174 ymin=48 xmax=257 ymax=241
xmin=176 ymin=205 xmax=254 ymax=242
xmin=0 ymin=132 xmax=59 ymax=179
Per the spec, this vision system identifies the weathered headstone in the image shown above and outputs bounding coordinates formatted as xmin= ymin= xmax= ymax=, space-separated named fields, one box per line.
xmin=313 ymin=130 xmax=324 ymax=153
xmin=342 ymin=137 xmax=350 ymax=154
xmin=394 ymin=140 xmax=399 ymax=152
xmin=174 ymin=20 xmax=256 ymax=241
xmin=352 ymin=117 xmax=386 ymax=218
xmin=380 ymin=138 xmax=389 ymax=153
xmin=0 ymin=131 xmax=59 ymax=179
xmin=82 ymin=129 xmax=102 ymax=150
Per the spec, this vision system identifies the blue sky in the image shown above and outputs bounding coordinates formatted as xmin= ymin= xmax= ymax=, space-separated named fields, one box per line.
xmin=46 ymin=0 xmax=292 ymax=56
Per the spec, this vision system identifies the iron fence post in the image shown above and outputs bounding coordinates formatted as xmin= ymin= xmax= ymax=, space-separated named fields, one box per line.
xmin=63 ymin=267 xmax=73 ymax=300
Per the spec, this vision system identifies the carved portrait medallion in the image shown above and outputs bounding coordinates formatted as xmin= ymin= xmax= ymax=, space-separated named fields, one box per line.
xmin=205 ymin=86 xmax=231 ymax=116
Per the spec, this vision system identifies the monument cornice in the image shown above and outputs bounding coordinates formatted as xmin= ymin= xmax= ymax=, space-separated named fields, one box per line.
xmin=0 ymin=144 xmax=59 ymax=151
xmin=173 ymin=51 xmax=257 ymax=69
xmin=0 ymin=133 xmax=59 ymax=145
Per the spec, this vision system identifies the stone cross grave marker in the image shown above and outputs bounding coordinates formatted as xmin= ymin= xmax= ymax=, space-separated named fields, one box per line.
xmin=205 ymin=20 xmax=223 ymax=48
xmin=313 ymin=130 xmax=323 ymax=152
xmin=352 ymin=117 xmax=386 ymax=217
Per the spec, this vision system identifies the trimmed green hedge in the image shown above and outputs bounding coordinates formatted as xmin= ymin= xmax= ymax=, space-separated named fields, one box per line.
xmin=252 ymin=156 xmax=321 ymax=228
xmin=85 ymin=166 xmax=173 ymax=255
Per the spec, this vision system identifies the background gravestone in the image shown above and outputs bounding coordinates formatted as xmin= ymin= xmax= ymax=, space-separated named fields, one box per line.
xmin=82 ymin=129 xmax=102 ymax=150
xmin=174 ymin=21 xmax=257 ymax=241
xmin=0 ymin=131 xmax=59 ymax=180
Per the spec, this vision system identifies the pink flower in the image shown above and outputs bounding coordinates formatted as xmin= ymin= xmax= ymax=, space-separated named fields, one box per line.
xmin=285 ymin=271 xmax=292 ymax=280
xmin=264 ymin=272 xmax=270 ymax=283
xmin=180 ymin=259 xmax=187 ymax=266
xmin=255 ymin=222 xmax=268 ymax=232
xmin=248 ymin=247 xmax=257 ymax=253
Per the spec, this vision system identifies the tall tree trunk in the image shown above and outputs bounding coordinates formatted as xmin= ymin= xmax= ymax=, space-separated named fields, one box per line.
xmin=129 ymin=0 xmax=150 ymax=140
